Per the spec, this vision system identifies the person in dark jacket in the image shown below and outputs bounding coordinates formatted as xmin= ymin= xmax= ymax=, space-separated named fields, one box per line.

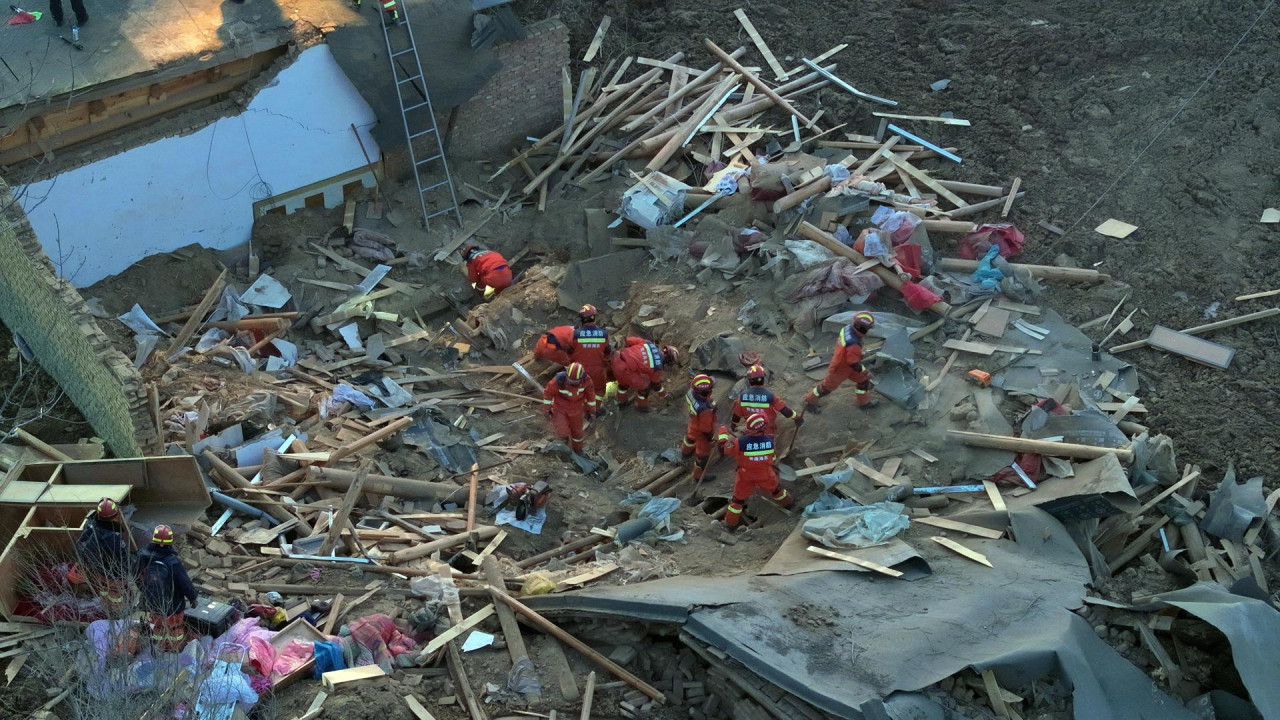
xmin=76 ymin=498 xmax=132 ymax=615
xmin=140 ymin=525 xmax=197 ymax=651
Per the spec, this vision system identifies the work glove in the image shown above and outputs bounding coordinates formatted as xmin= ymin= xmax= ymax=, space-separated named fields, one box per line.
xmin=794 ymin=415 xmax=805 ymax=428
xmin=661 ymin=389 xmax=674 ymax=401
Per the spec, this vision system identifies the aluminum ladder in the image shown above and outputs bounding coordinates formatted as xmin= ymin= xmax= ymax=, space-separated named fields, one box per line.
xmin=379 ymin=4 xmax=462 ymax=227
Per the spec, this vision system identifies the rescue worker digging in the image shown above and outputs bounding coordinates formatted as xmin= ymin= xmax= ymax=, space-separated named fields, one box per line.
xmin=534 ymin=323 xmax=577 ymax=367
xmin=731 ymin=363 xmax=803 ymax=435
xmin=572 ymin=304 xmax=611 ymax=408
xmin=460 ymin=243 xmax=513 ymax=296
xmin=805 ymin=311 xmax=878 ymax=413
xmin=611 ymin=337 xmax=677 ymax=411
xmin=543 ymin=362 xmax=597 ymax=453
xmin=718 ymin=413 xmax=792 ymax=531
xmin=140 ymin=524 xmax=198 ymax=652
xmin=75 ymin=498 xmax=133 ymax=616
xmin=682 ymin=374 xmax=718 ymax=483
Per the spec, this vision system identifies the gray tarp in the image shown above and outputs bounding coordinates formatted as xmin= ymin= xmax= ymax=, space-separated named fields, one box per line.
xmin=1138 ymin=583 xmax=1280 ymax=719
xmin=527 ymin=509 xmax=1190 ymax=719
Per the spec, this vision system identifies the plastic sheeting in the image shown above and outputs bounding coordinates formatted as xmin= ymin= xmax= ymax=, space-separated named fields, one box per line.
xmin=801 ymin=496 xmax=910 ymax=549
xmin=1138 ymin=583 xmax=1280 ymax=719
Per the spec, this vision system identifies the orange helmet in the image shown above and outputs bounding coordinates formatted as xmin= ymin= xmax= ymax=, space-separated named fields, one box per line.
xmin=579 ymin=304 xmax=598 ymax=321
xmin=152 ymin=525 xmax=175 ymax=545
xmin=745 ymin=413 xmax=769 ymax=433
xmin=96 ymin=498 xmax=120 ymax=519
xmin=746 ymin=364 xmax=767 ymax=381
xmin=661 ymin=345 xmax=679 ymax=366
xmin=852 ymin=312 xmax=875 ymax=334
xmin=565 ymin=362 xmax=586 ymax=384
xmin=690 ymin=374 xmax=714 ymax=394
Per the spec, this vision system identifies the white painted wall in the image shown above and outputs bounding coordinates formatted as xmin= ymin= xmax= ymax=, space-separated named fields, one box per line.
xmin=19 ymin=44 xmax=381 ymax=287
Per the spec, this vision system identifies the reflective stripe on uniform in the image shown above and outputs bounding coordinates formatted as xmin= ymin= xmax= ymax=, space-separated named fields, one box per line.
xmin=726 ymin=505 xmax=743 ymax=514
xmin=682 ymin=437 xmax=696 ymax=447
xmin=744 ymin=449 xmax=774 ymax=458
xmin=854 ymin=388 xmax=867 ymax=394
xmin=739 ymin=401 xmax=770 ymax=408
xmin=542 ymin=399 xmax=553 ymax=404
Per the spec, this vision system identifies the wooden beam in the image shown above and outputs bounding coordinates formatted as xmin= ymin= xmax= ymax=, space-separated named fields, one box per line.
xmin=948 ymin=430 xmax=1134 ymax=462
xmin=1001 ymin=177 xmax=1022 ymax=217
xmin=325 ymin=416 xmax=413 ymax=465
xmin=490 ymin=589 xmax=666 ymax=702
xmin=482 ymin=556 xmax=530 ymax=667
xmin=165 ymin=269 xmax=227 ymax=357
xmin=582 ymin=15 xmax=611 ymax=63
xmin=1110 ymin=308 xmax=1279 ymax=353
xmin=580 ymin=671 xmax=596 ymax=720
xmin=12 ymin=428 xmax=73 ymax=462
xmin=319 ymin=467 xmax=368 ymax=556
xmin=937 ymin=258 xmax=1110 ymax=284
xmin=421 ymin=605 xmax=495 ymax=656
xmin=703 ymin=39 xmax=813 ymax=127
xmin=915 ymin=516 xmax=1003 ymax=539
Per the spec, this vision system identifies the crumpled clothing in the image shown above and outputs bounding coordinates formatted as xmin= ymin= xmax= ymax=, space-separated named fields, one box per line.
xmin=899 ymin=280 xmax=942 ymax=311
xmin=312 ymin=640 xmax=346 ymax=678
xmin=195 ymin=659 xmax=259 ymax=720
xmin=787 ymin=258 xmax=885 ymax=302
xmin=215 ymin=618 xmax=277 ymax=676
xmin=271 ymin=640 xmax=315 ymax=682
xmin=351 ymin=229 xmax=397 ymax=262
xmin=347 ymin=613 xmax=416 ymax=672
xmin=959 ymin=223 xmax=1025 ymax=260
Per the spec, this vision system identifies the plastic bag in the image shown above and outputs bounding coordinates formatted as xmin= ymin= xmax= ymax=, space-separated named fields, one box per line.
xmin=638 ymin=497 xmax=682 ymax=529
xmin=959 ymin=223 xmax=1026 ymax=260
xmin=801 ymin=501 xmax=909 ymax=548
xmin=507 ymin=656 xmax=542 ymax=696
xmin=899 ymin=280 xmax=942 ymax=311
xmin=521 ymin=574 xmax=555 ymax=596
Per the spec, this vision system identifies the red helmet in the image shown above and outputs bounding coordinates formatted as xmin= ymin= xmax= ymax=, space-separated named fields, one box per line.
xmin=96 ymin=498 xmax=120 ymax=519
xmin=152 ymin=525 xmax=175 ymax=545
xmin=579 ymin=304 xmax=598 ymax=321
xmin=565 ymin=362 xmax=586 ymax=384
xmin=852 ymin=312 xmax=875 ymax=334
xmin=661 ymin=345 xmax=679 ymax=366
xmin=690 ymin=374 xmax=714 ymax=394
xmin=745 ymin=413 xmax=769 ymax=433
xmin=746 ymin=364 xmax=767 ymax=381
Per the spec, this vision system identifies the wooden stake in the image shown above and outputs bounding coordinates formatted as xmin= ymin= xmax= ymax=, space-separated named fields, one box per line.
xmin=482 ymin=556 xmax=530 ymax=667
xmin=580 ymin=671 xmax=596 ymax=719
xmin=489 ymin=589 xmax=666 ymax=702
xmin=322 ymin=594 xmax=345 ymax=635
xmin=931 ymin=536 xmax=993 ymax=567
xmin=1001 ymin=177 xmax=1022 ymax=217
xmin=806 ymin=545 xmax=903 ymax=578
xmin=326 ymin=416 xmax=412 ymax=465
xmin=466 ymin=463 xmax=479 ymax=533
xmin=582 ymin=15 xmax=611 ymax=63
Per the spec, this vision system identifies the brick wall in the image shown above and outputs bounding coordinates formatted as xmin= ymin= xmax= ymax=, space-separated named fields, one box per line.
xmin=446 ymin=18 xmax=570 ymax=160
xmin=0 ymin=178 xmax=154 ymax=457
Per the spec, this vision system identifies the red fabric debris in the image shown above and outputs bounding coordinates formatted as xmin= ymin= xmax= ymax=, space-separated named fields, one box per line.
xmin=894 ymin=243 xmax=924 ymax=279
xmin=958 ymin=224 xmax=1026 ymax=260
xmin=899 ymin=280 xmax=942 ymax=311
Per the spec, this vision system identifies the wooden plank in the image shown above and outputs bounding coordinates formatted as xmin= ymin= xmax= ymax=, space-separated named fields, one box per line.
xmin=291 ymin=691 xmax=328 ymax=720
xmin=704 ymin=39 xmax=813 ymax=127
xmin=554 ymin=563 xmax=619 ymax=591
xmin=974 ymin=307 xmax=1011 ymax=338
xmin=1136 ymin=470 xmax=1201 ymax=515
xmin=882 ymin=152 xmax=968 ymax=207
xmin=871 ymin=111 xmax=971 ymax=126
xmin=321 ymin=664 xmax=386 ymax=692
xmin=1001 ymin=177 xmax=1022 ymax=217
xmin=166 ymin=269 xmax=227 ymax=356
xmin=404 ymin=696 xmax=438 ymax=720
xmin=848 ymin=459 xmax=897 ymax=487
xmin=580 ymin=671 xmax=596 ymax=720
xmin=910 ymin=447 xmax=939 ymax=463
xmin=321 ymin=593 xmax=345 ymax=635
xmin=994 ymin=300 xmax=1042 ymax=315
xmin=733 ymin=8 xmax=787 ymax=79
xmin=422 ymin=605 xmax=496 ymax=656
xmin=582 ymin=15 xmax=611 ymax=62
xmin=1146 ymin=326 xmax=1234 ymax=369
xmin=1111 ymin=308 xmax=1280 ymax=353
xmin=983 ymin=481 xmax=1007 ymax=513
xmin=943 ymin=339 xmax=1040 ymax=356
xmin=981 ymin=670 xmax=1012 ymax=719
xmin=780 ymin=43 xmax=847 ymax=79
xmin=916 ymin=516 xmax=1003 ymax=539
xmin=806 ymin=545 xmax=903 ymax=578
xmin=932 ymin=536 xmax=993 ymax=567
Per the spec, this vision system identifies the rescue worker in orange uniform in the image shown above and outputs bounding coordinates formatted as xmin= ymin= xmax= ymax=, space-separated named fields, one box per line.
xmin=461 ymin=244 xmax=514 ymax=296
xmin=139 ymin=525 xmax=197 ymax=652
xmin=804 ymin=311 xmax=878 ymax=412
xmin=731 ymin=363 xmax=802 ymax=435
xmin=717 ymin=413 xmax=792 ymax=530
xmin=681 ymin=374 xmax=718 ymax=482
xmin=542 ymin=362 xmax=597 ymax=453
xmin=610 ymin=337 xmax=677 ymax=411
xmin=571 ymin=304 xmax=611 ymax=407
xmin=75 ymin=498 xmax=133 ymax=616
xmin=534 ymin=325 xmax=577 ymax=366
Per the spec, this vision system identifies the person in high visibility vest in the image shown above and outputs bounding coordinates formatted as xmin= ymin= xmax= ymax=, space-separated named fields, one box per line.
xmin=542 ymin=362 xmax=597 ymax=453
xmin=717 ymin=413 xmax=793 ymax=531
xmin=804 ymin=311 xmax=878 ymax=412
xmin=571 ymin=304 xmax=611 ymax=407
xmin=681 ymin=374 xmax=718 ymax=482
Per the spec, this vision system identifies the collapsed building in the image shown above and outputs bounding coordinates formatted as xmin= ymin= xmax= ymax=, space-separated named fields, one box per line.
xmin=0 ymin=1 xmax=1277 ymax=719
